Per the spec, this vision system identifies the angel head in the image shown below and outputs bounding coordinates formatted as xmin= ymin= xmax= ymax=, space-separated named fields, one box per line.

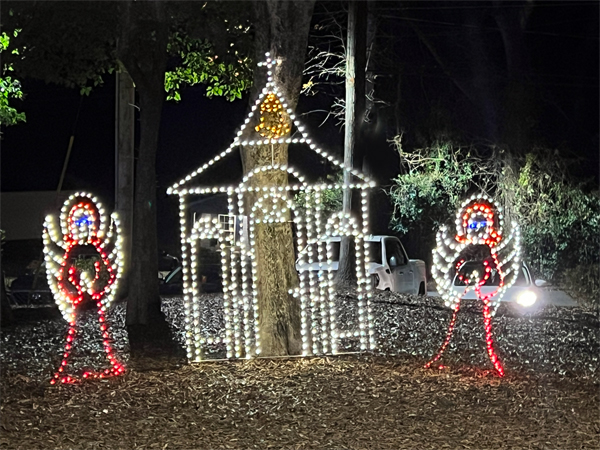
xmin=455 ymin=195 xmax=504 ymax=246
xmin=60 ymin=194 xmax=104 ymax=244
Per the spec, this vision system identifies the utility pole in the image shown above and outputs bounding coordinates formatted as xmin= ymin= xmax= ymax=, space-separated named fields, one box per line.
xmin=342 ymin=1 xmax=357 ymax=210
xmin=115 ymin=66 xmax=135 ymax=296
xmin=338 ymin=0 xmax=367 ymax=284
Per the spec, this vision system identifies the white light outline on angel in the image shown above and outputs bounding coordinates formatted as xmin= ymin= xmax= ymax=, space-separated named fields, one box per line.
xmin=427 ymin=195 xmax=521 ymax=376
xmin=43 ymin=192 xmax=124 ymax=384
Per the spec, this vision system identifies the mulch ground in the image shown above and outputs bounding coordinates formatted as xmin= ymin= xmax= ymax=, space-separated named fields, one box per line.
xmin=1 ymin=292 xmax=599 ymax=449
xmin=1 ymin=358 xmax=598 ymax=449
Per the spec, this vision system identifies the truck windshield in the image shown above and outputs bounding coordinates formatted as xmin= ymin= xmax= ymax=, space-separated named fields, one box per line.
xmin=367 ymin=242 xmax=382 ymax=264
xmin=298 ymin=240 xmax=382 ymax=265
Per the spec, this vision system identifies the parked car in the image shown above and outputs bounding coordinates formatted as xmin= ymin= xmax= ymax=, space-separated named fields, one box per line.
xmin=158 ymin=251 xmax=180 ymax=281
xmin=295 ymin=235 xmax=427 ymax=295
xmin=5 ymin=260 xmax=54 ymax=309
xmin=452 ymin=260 xmax=545 ymax=309
xmin=7 ymin=249 xmax=116 ymax=309
xmin=159 ymin=247 xmax=222 ymax=295
xmin=159 ymin=265 xmax=183 ymax=295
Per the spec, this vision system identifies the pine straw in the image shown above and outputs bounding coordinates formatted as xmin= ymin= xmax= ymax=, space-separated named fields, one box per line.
xmin=1 ymin=356 xmax=599 ymax=449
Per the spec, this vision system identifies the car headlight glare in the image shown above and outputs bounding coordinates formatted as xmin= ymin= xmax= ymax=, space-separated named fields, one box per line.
xmin=516 ymin=290 xmax=537 ymax=307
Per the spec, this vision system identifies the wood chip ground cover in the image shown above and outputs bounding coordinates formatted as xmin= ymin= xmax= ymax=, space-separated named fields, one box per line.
xmin=1 ymin=292 xmax=598 ymax=449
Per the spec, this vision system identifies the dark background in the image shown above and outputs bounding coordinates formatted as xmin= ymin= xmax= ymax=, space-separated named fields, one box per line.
xmin=1 ymin=0 xmax=598 ymax=256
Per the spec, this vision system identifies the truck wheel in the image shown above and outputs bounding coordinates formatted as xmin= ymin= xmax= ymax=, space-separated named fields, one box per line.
xmin=370 ymin=274 xmax=380 ymax=290
xmin=418 ymin=282 xmax=426 ymax=296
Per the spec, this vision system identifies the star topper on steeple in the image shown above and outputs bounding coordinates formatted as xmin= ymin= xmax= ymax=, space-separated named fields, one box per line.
xmin=256 ymin=52 xmax=283 ymax=83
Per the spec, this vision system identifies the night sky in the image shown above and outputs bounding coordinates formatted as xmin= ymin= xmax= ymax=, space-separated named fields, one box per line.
xmin=1 ymin=0 xmax=598 ymax=251
xmin=0 ymin=70 xmax=346 ymax=250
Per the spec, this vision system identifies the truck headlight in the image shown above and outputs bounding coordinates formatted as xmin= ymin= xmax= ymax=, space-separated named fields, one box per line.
xmin=516 ymin=290 xmax=537 ymax=307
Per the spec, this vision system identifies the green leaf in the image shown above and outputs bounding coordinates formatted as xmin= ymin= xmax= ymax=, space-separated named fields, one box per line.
xmin=164 ymin=31 xmax=252 ymax=103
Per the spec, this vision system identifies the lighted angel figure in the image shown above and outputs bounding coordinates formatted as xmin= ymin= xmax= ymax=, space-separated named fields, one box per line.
xmin=426 ymin=194 xmax=521 ymax=376
xmin=43 ymin=192 xmax=124 ymax=384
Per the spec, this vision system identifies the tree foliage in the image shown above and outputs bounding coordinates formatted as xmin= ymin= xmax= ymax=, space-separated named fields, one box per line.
xmin=2 ymin=2 xmax=253 ymax=101
xmin=2 ymin=2 xmax=117 ymax=95
xmin=165 ymin=31 xmax=252 ymax=102
xmin=0 ymin=29 xmax=25 ymax=126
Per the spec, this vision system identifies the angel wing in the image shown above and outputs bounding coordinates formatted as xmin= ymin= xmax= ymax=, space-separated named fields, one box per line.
xmin=431 ymin=226 xmax=467 ymax=310
xmin=490 ymin=221 xmax=522 ymax=314
xmin=43 ymin=215 xmax=76 ymax=322
xmin=98 ymin=212 xmax=124 ymax=310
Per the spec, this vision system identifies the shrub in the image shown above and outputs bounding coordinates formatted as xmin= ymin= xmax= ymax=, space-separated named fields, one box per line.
xmin=388 ymin=142 xmax=486 ymax=234
xmin=388 ymin=142 xmax=497 ymax=268
xmin=294 ymin=172 xmax=343 ymax=218
xmin=508 ymin=152 xmax=600 ymax=283
xmin=561 ymin=264 xmax=600 ymax=309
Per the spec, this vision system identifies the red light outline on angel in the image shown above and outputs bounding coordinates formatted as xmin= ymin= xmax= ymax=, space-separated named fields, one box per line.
xmin=427 ymin=195 xmax=522 ymax=376
xmin=43 ymin=193 xmax=125 ymax=384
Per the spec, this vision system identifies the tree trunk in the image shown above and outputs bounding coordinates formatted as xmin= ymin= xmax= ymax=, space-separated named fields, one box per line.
xmin=493 ymin=1 xmax=534 ymax=152
xmin=1 ymin=275 xmax=13 ymax=327
xmin=238 ymin=0 xmax=315 ymax=357
xmin=338 ymin=0 xmax=367 ymax=285
xmin=464 ymin=8 xmax=500 ymax=142
xmin=115 ymin=67 xmax=135 ymax=300
xmin=364 ymin=1 xmax=377 ymax=127
xmin=117 ymin=1 xmax=178 ymax=357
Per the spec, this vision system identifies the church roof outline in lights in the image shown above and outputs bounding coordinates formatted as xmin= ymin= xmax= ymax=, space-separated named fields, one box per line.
xmin=167 ymin=53 xmax=374 ymax=196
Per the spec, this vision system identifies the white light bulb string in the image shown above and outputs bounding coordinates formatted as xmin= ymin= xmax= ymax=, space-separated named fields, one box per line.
xmin=173 ymin=53 xmax=375 ymax=361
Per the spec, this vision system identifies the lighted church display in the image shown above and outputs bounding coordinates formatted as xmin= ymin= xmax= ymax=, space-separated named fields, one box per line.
xmin=167 ymin=54 xmax=377 ymax=361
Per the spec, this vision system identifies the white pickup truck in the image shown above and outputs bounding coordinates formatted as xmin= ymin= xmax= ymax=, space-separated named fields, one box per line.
xmin=295 ymin=235 xmax=427 ymax=295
